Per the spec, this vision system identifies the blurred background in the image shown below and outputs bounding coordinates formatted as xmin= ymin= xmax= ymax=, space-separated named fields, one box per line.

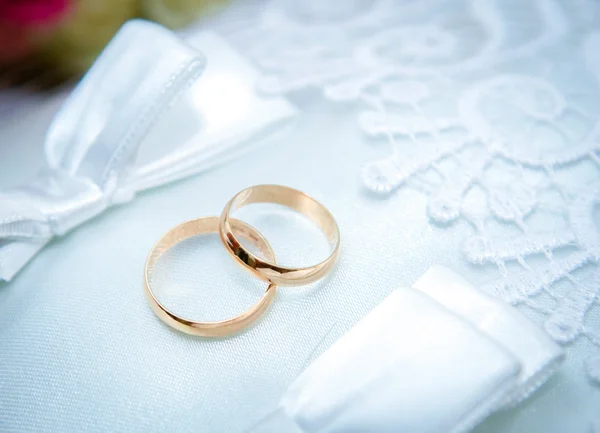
xmin=0 ymin=0 xmax=229 ymax=94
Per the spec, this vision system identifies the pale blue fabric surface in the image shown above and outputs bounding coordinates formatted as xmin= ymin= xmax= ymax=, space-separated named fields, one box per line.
xmin=0 ymin=97 xmax=598 ymax=432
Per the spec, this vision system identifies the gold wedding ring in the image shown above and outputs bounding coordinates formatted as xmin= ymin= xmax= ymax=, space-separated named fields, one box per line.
xmin=144 ymin=185 xmax=340 ymax=337
xmin=144 ymin=217 xmax=277 ymax=337
xmin=220 ymin=185 xmax=341 ymax=286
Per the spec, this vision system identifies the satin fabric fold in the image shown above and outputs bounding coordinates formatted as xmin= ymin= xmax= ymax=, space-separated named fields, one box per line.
xmin=0 ymin=19 xmax=205 ymax=281
xmin=249 ymin=267 xmax=564 ymax=433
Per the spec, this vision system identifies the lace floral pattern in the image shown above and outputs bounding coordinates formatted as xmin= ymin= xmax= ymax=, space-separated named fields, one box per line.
xmin=214 ymin=0 xmax=600 ymax=426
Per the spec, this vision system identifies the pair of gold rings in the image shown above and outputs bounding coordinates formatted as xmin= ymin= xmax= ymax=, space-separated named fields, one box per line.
xmin=144 ymin=185 xmax=341 ymax=337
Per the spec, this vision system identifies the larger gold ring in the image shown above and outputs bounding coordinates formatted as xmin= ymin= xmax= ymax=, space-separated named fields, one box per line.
xmin=144 ymin=216 xmax=277 ymax=337
xmin=219 ymin=185 xmax=341 ymax=286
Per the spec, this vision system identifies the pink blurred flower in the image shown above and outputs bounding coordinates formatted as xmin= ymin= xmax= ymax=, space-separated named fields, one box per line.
xmin=0 ymin=0 xmax=70 ymax=26
xmin=0 ymin=0 xmax=70 ymax=62
xmin=0 ymin=24 xmax=31 ymax=62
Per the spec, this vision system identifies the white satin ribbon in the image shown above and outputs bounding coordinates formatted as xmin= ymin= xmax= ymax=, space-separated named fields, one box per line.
xmin=0 ymin=20 xmax=205 ymax=281
xmin=413 ymin=266 xmax=565 ymax=408
xmin=0 ymin=20 xmax=204 ymax=281
xmin=249 ymin=267 xmax=564 ymax=433
xmin=0 ymin=20 xmax=297 ymax=282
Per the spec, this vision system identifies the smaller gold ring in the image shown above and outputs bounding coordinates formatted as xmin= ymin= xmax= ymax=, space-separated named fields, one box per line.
xmin=144 ymin=216 xmax=277 ymax=337
xmin=219 ymin=185 xmax=341 ymax=286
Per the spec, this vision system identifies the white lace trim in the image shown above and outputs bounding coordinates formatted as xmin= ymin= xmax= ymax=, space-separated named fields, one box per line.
xmin=212 ymin=0 xmax=600 ymax=425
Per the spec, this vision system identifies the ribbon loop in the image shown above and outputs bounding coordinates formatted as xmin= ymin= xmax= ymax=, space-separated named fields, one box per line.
xmin=0 ymin=19 xmax=206 ymax=281
xmin=0 ymin=169 xmax=103 ymax=240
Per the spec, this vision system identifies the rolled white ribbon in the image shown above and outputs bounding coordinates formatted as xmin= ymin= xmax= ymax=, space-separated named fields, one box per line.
xmin=413 ymin=266 xmax=565 ymax=408
xmin=0 ymin=20 xmax=205 ymax=281
xmin=249 ymin=267 xmax=564 ymax=433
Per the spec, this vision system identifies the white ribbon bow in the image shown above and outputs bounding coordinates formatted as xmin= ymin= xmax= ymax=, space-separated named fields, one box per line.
xmin=0 ymin=20 xmax=206 ymax=281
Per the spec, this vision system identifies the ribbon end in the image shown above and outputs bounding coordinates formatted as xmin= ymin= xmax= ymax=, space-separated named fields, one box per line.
xmin=0 ymin=241 xmax=48 ymax=282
